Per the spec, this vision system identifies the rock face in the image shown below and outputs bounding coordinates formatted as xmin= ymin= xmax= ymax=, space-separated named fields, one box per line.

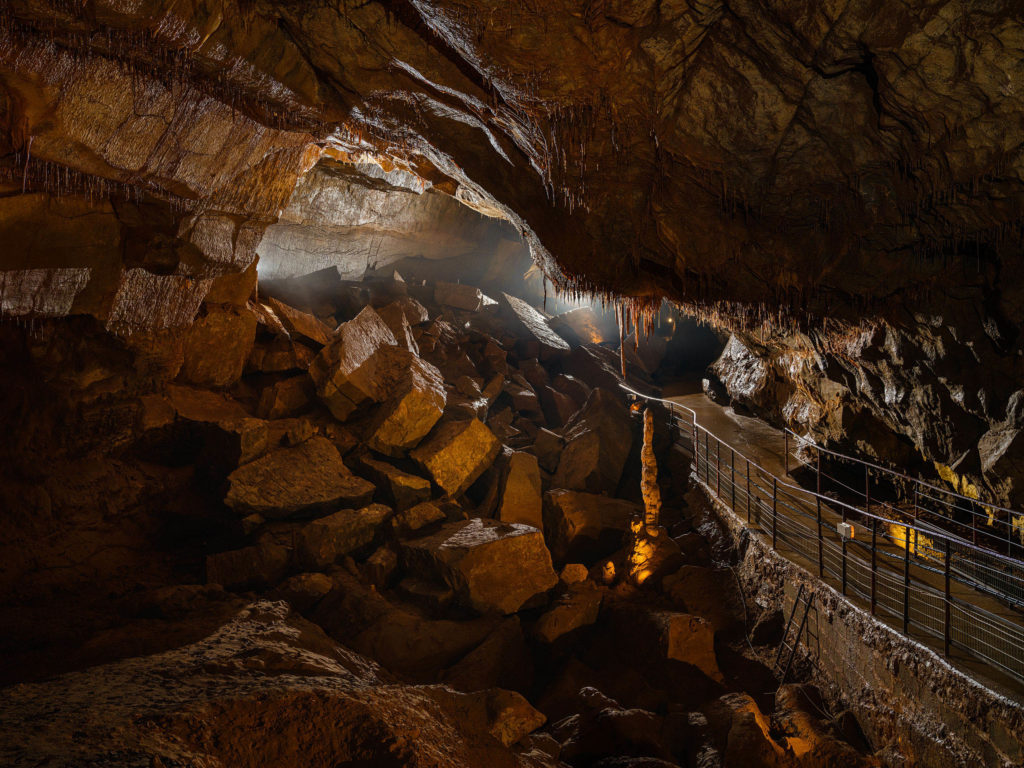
xmin=554 ymin=389 xmax=635 ymax=495
xmin=0 ymin=602 xmax=552 ymax=768
xmin=496 ymin=452 xmax=544 ymax=529
xmin=411 ymin=419 xmax=501 ymax=497
xmin=543 ymin=490 xmax=641 ymax=562
xmin=225 ymin=436 xmax=375 ymax=518
xmin=499 ymin=293 xmax=570 ymax=360
xmin=296 ymin=504 xmax=392 ymax=569
xmin=403 ymin=518 xmax=558 ymax=615
xmin=364 ymin=354 xmax=448 ymax=456
xmin=309 ymin=307 xmax=397 ymax=420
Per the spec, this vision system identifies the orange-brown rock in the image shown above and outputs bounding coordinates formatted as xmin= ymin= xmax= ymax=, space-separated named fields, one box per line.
xmin=392 ymin=500 xmax=448 ymax=537
xmin=499 ymin=293 xmax=570 ymax=360
xmin=402 ymin=518 xmax=558 ymax=615
xmin=353 ymin=454 xmax=432 ymax=511
xmin=257 ymin=375 xmax=314 ymax=419
xmin=411 ymin=418 xmax=501 ymax=497
xmin=206 ymin=538 xmax=290 ymax=590
xmin=376 ymin=300 xmax=421 ymax=355
xmin=543 ymin=490 xmax=640 ymax=563
xmin=554 ymin=388 xmax=634 ymax=495
xmin=265 ymin=297 xmax=334 ymax=347
xmin=364 ymin=352 xmax=447 ymax=456
xmin=180 ymin=306 xmax=258 ymax=388
xmin=296 ymin=504 xmax=392 ymax=569
xmin=496 ymin=451 xmax=544 ymax=529
xmin=435 ymin=281 xmax=483 ymax=312
xmin=533 ymin=582 xmax=603 ymax=644
xmin=308 ymin=306 xmax=397 ymax=420
xmin=225 ymin=436 xmax=375 ymax=518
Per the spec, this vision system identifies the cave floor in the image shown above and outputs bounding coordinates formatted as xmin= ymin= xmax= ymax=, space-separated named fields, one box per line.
xmin=667 ymin=390 xmax=1024 ymax=703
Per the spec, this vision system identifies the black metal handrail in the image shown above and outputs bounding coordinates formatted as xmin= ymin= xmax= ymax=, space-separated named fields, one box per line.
xmin=622 ymin=384 xmax=1024 ymax=687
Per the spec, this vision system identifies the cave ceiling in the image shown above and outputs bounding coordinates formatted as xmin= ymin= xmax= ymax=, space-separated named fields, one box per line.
xmin=0 ymin=0 xmax=1022 ymax=328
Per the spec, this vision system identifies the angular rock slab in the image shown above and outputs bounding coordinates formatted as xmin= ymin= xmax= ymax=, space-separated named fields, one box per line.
xmin=411 ymin=418 xmax=500 ymax=497
xmin=265 ymin=296 xmax=333 ymax=346
xmin=296 ymin=503 xmax=393 ymax=569
xmin=497 ymin=451 xmax=544 ymax=529
xmin=364 ymin=352 xmax=447 ymax=456
xmin=180 ymin=306 xmax=257 ymax=388
xmin=355 ymin=454 xmax=432 ymax=511
xmin=554 ymin=388 xmax=634 ymax=495
xmin=543 ymin=489 xmax=641 ymax=562
xmin=402 ymin=518 xmax=558 ymax=615
xmin=435 ymin=281 xmax=483 ymax=311
xmin=225 ymin=435 xmax=375 ymax=518
xmin=309 ymin=306 xmax=397 ymax=420
xmin=499 ymin=292 xmax=570 ymax=359
xmin=376 ymin=300 xmax=420 ymax=355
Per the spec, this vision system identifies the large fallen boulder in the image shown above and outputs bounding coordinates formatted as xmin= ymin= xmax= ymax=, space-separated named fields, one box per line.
xmin=402 ymin=518 xmax=558 ymax=615
xmin=554 ymin=388 xmax=634 ymax=494
xmin=364 ymin=354 xmax=447 ymax=456
xmin=435 ymin=281 xmax=483 ymax=311
xmin=296 ymin=504 xmax=393 ymax=569
xmin=205 ymin=538 xmax=289 ymax=590
xmin=543 ymin=490 xmax=641 ymax=562
xmin=354 ymin=454 xmax=431 ymax=510
xmin=496 ymin=452 xmax=544 ymax=529
xmin=309 ymin=306 xmax=397 ymax=420
xmin=376 ymin=300 xmax=421 ymax=355
xmin=180 ymin=305 xmax=257 ymax=388
xmin=533 ymin=583 xmax=603 ymax=643
xmin=499 ymin=293 xmax=570 ymax=360
xmin=265 ymin=296 xmax=333 ymax=346
xmin=225 ymin=436 xmax=375 ymax=518
xmin=411 ymin=419 xmax=501 ymax=497
xmin=257 ymin=376 xmax=313 ymax=419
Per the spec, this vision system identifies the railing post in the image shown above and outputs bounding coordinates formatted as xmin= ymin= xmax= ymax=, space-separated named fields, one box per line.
xmin=903 ymin=524 xmax=911 ymax=634
xmin=746 ymin=459 xmax=751 ymax=523
xmin=730 ymin=448 xmax=736 ymax=510
xmin=816 ymin=496 xmax=823 ymax=578
xmin=772 ymin=477 xmax=778 ymax=549
xmin=870 ymin=517 xmax=878 ymax=615
xmin=716 ymin=440 xmax=721 ymax=497
xmin=944 ymin=539 xmax=952 ymax=656
xmin=841 ymin=504 xmax=848 ymax=597
xmin=912 ymin=485 xmax=918 ymax=521
xmin=784 ymin=431 xmax=790 ymax=475
xmin=865 ymin=465 xmax=870 ymax=514
xmin=816 ymin=449 xmax=821 ymax=496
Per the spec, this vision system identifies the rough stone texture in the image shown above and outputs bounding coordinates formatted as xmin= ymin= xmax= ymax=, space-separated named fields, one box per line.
xmin=180 ymin=306 xmax=258 ymax=388
xmin=308 ymin=306 xmax=397 ymax=420
xmin=257 ymin=375 xmax=314 ymax=419
xmin=411 ymin=418 xmax=501 ymax=497
xmin=499 ymin=293 xmax=570 ymax=360
xmin=392 ymin=501 xmax=449 ymax=537
xmin=497 ymin=451 xmax=544 ymax=529
xmin=532 ymin=428 xmax=564 ymax=474
xmin=533 ymin=583 xmax=603 ymax=644
xmin=376 ymin=300 xmax=421 ymax=354
xmin=554 ymin=389 xmax=635 ymax=495
xmin=543 ymin=490 xmax=640 ymax=563
xmin=225 ymin=436 xmax=375 ymax=518
xmin=402 ymin=518 xmax=558 ymax=615
xmin=265 ymin=297 xmax=334 ymax=347
xmin=0 ymin=601 xmax=554 ymax=768
xmin=296 ymin=504 xmax=392 ymax=569
xmin=436 ymin=281 xmax=484 ymax=312
xmin=354 ymin=454 xmax=432 ymax=511
xmin=548 ymin=307 xmax=612 ymax=346
xmin=364 ymin=354 xmax=448 ymax=456
xmin=206 ymin=539 xmax=290 ymax=591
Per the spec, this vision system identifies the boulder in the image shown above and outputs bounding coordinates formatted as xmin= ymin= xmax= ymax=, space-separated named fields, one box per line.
xmin=443 ymin=617 xmax=533 ymax=694
xmin=547 ymin=306 xmax=612 ymax=346
xmin=706 ymin=693 xmax=787 ymax=768
xmin=518 ymin=358 xmax=549 ymax=390
xmin=539 ymin=385 xmax=578 ymax=428
xmin=308 ymin=306 xmax=397 ymax=420
xmin=196 ymin=416 xmax=270 ymax=478
xmin=623 ymin=331 xmax=668 ymax=375
xmin=364 ymin=353 xmax=447 ymax=456
xmin=402 ymin=518 xmax=558 ymax=614
xmin=558 ymin=692 xmax=671 ymax=766
xmin=247 ymin=337 xmax=316 ymax=373
xmin=265 ymin=296 xmax=333 ymax=346
xmin=496 ymin=451 xmax=544 ymax=529
xmin=377 ymin=300 xmax=421 ymax=355
xmin=225 ymin=436 xmax=375 ymax=518
xmin=544 ymin=489 xmax=641 ymax=562
xmin=269 ymin=572 xmax=334 ymax=611
xmin=533 ymin=428 xmax=564 ymax=473
xmin=257 ymin=375 xmax=313 ymax=419
xmin=553 ymin=374 xmax=592 ymax=406
xmin=392 ymin=500 xmax=448 ymax=537
xmin=411 ymin=419 xmax=501 ymax=497
xmin=504 ymin=380 xmax=543 ymax=419
xmin=396 ymin=577 xmax=456 ymax=613
xmin=655 ymin=612 xmax=722 ymax=683
xmin=499 ymin=292 xmax=570 ymax=359
xmin=533 ymin=583 xmax=603 ymax=643
xmin=435 ymin=281 xmax=483 ymax=311
xmin=180 ymin=305 xmax=257 ymax=387
xmin=362 ymin=546 xmax=399 ymax=588
xmin=563 ymin=344 xmax=627 ymax=393
xmin=354 ymin=454 xmax=431 ymax=510
xmin=296 ymin=503 xmax=393 ymax=569
xmin=662 ymin=565 xmax=744 ymax=633
xmin=205 ymin=537 xmax=289 ymax=590
xmin=559 ymin=563 xmax=589 ymax=585
xmin=554 ymin=388 xmax=634 ymax=494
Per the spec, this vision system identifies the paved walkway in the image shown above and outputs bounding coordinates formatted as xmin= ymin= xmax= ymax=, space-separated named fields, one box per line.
xmin=660 ymin=385 xmax=1024 ymax=701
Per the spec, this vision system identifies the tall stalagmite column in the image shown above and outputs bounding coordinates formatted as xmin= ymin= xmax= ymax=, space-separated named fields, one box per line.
xmin=641 ymin=407 xmax=662 ymax=533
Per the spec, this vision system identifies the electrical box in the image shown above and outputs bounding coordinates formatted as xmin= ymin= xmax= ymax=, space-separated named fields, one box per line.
xmin=837 ymin=522 xmax=855 ymax=540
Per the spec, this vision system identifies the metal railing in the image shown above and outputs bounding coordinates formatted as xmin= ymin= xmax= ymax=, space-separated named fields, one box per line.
xmin=623 ymin=385 xmax=1024 ymax=687
xmin=783 ymin=429 xmax=1024 ymax=559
